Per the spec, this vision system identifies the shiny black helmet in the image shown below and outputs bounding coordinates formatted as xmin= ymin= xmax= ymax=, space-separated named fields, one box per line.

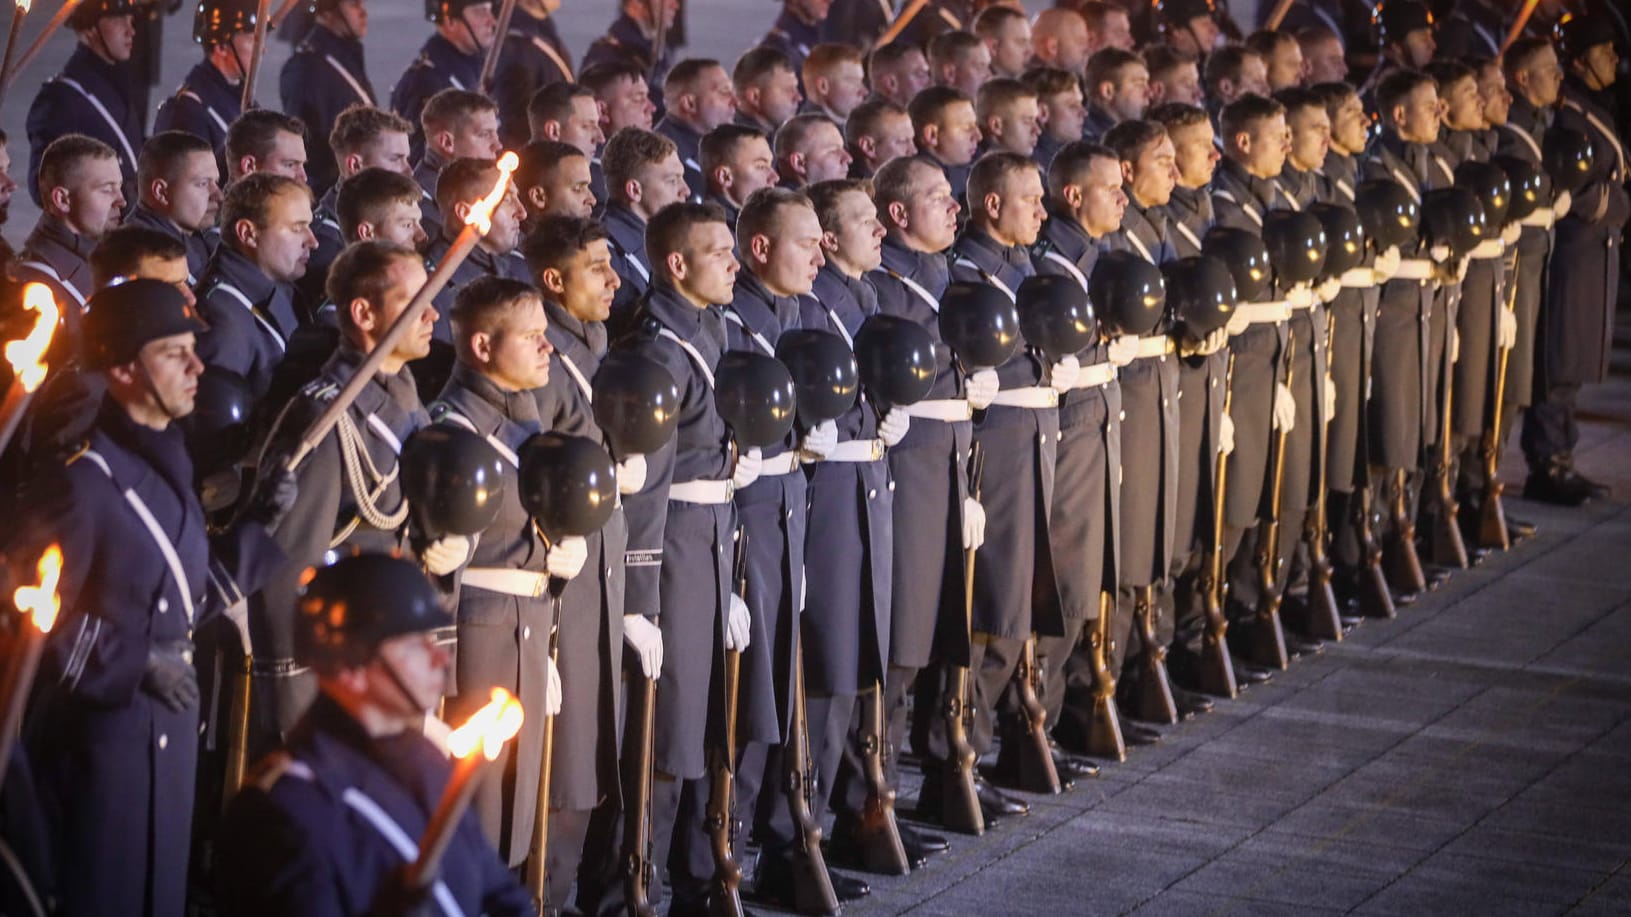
xmin=295 ymin=553 xmax=452 ymax=672
xmin=192 ymin=0 xmax=260 ymax=47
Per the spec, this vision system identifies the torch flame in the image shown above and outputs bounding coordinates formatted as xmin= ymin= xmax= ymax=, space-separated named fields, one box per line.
xmin=464 ymin=151 xmax=520 ymax=236
xmin=446 ymin=686 xmax=524 ymax=761
xmin=14 ymin=544 xmax=61 ymax=633
xmin=16 ymin=0 xmax=31 ymax=13
xmin=6 ymin=284 xmax=59 ymax=393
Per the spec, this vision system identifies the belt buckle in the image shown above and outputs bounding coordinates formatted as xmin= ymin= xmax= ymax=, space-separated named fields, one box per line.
xmin=725 ymin=480 xmax=735 ymax=500
xmin=1044 ymin=389 xmax=1059 ymax=408
xmin=533 ymin=575 xmax=549 ymax=599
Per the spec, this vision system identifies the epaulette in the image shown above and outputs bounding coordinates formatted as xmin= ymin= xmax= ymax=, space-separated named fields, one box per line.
xmin=1029 ymin=237 xmax=1057 ymax=263
xmin=63 ymin=441 xmax=91 ymax=466
xmin=300 ymin=379 xmax=341 ymax=403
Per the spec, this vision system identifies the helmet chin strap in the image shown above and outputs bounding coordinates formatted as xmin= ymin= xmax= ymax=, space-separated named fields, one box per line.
xmin=135 ymin=360 xmax=187 ymax=423
xmin=379 ymin=648 xmax=439 ymax=717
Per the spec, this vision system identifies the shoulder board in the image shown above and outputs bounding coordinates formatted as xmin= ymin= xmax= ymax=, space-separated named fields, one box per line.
xmin=1029 ymin=237 xmax=1057 ymax=262
xmin=63 ymin=441 xmax=91 ymax=466
xmin=300 ymin=379 xmax=341 ymax=402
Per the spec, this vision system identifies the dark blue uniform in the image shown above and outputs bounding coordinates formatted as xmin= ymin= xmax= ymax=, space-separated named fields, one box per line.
xmin=653 ymin=115 xmax=707 ymax=202
xmin=153 ymin=61 xmax=242 ymax=162
xmin=195 ymin=245 xmax=302 ymax=399
xmin=494 ymin=6 xmax=575 ymax=149
xmin=125 ymin=203 xmax=217 ymax=285
xmin=215 ymin=693 xmax=534 ymax=917
xmin=820 ymin=0 xmax=893 ymax=48
xmin=299 ymin=185 xmax=346 ymax=317
xmin=413 ymin=150 xmax=449 ymax=244
xmin=391 ymin=34 xmax=484 ymax=164
xmin=762 ymin=9 xmax=822 ymax=85
xmin=281 ymin=23 xmax=377 ymax=198
xmin=11 ymin=216 xmax=96 ymax=346
xmin=26 ymin=44 xmax=144 ymax=207
xmin=581 ymin=13 xmax=674 ymax=99
xmin=603 ymin=203 xmax=654 ymax=330
xmin=22 ymin=399 xmax=276 ymax=917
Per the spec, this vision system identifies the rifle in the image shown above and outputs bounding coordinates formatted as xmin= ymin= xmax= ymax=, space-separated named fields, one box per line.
xmin=940 ymin=441 xmax=985 ymax=835
xmin=620 ymin=669 xmax=658 ymax=916
xmin=852 ymin=678 xmax=910 ymax=874
xmin=1131 ymin=585 xmax=1178 ymax=723
xmin=1383 ymin=466 xmax=1427 ymax=594
xmin=1248 ymin=327 xmax=1294 ymax=670
xmin=1425 ymin=280 xmax=1469 ymax=570
xmin=996 ymin=637 xmax=1062 ymax=793
xmin=1085 ymin=591 xmax=1126 ymax=761
xmin=707 ymin=530 xmax=747 ymax=917
xmin=784 ymin=616 xmax=840 ymax=913
xmin=1477 ymin=257 xmax=1520 ymax=550
xmin=479 ymin=0 xmax=521 ymax=94
xmin=1197 ymin=353 xmax=1239 ymax=698
xmin=526 ymin=577 xmax=567 ymax=911
xmin=1304 ymin=319 xmax=1344 ymax=642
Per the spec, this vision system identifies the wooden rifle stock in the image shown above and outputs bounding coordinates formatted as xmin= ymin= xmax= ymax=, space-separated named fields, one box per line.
xmin=1305 ymin=320 xmax=1343 ymax=642
xmin=941 ymin=443 xmax=985 ymax=834
xmin=785 ymin=629 xmax=840 ymax=913
xmin=621 ymin=675 xmax=657 ymax=917
xmin=1199 ymin=354 xmax=1239 ymax=698
xmin=221 ymin=652 xmax=253 ymax=809
xmin=853 ymin=679 xmax=909 ymax=874
xmin=1249 ymin=329 xmax=1294 ymax=670
xmin=996 ymin=637 xmax=1062 ymax=793
xmin=1384 ymin=466 xmax=1427 ymax=594
xmin=707 ymin=531 xmax=748 ymax=917
xmin=1427 ymin=294 xmax=1469 ymax=569
xmin=1131 ymin=586 xmax=1178 ymax=723
xmin=1086 ymin=591 xmax=1126 ymax=761
xmin=1477 ymin=257 xmax=1520 ymax=550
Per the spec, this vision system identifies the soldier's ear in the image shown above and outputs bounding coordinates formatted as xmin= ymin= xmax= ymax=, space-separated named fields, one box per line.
xmin=234 ymin=218 xmax=258 ymax=250
xmin=813 ymin=76 xmax=831 ymax=99
xmin=451 ymin=200 xmax=473 ymax=224
xmin=665 ymin=250 xmax=688 ymax=282
xmin=1095 ymin=81 xmax=1115 ymax=105
xmin=539 ymin=267 xmax=567 ymax=296
xmin=985 ymin=115 xmax=1004 ymax=139
xmin=149 ymin=178 xmax=171 ymax=208
xmin=347 ymin=296 xmax=373 ymax=333
xmin=355 ymin=222 xmax=376 ymax=241
xmin=712 ymin=164 xmax=733 ymax=192
xmin=982 ymin=192 xmax=1003 ymax=223
xmin=1063 ymin=184 xmax=1084 ymax=209
xmin=857 ymin=135 xmax=876 ymax=161
xmin=920 ymin=123 xmax=940 ymax=148
xmin=526 ymin=185 xmax=549 ymax=212
xmin=470 ymin=331 xmax=494 ymax=364
xmin=887 ymin=199 xmax=909 ymax=230
xmin=820 ymin=230 xmax=840 ymax=255
xmin=750 ymin=233 xmax=773 ymax=264
xmin=343 ymin=153 xmax=364 ymax=177
xmin=624 ymin=179 xmax=643 ymax=205
xmin=541 ymin=120 xmax=563 ymax=142
xmin=1119 ymin=160 xmax=1135 ymax=187
xmin=236 ymin=156 xmax=257 ymax=178
xmin=789 ymin=152 xmax=808 ymax=178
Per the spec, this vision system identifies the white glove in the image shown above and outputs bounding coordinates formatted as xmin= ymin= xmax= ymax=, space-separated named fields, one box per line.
xmin=1317 ymin=277 xmax=1342 ymax=304
xmin=1450 ymin=327 xmax=1460 ymax=363
xmin=1322 ymin=375 xmax=1336 ymax=425
xmin=800 ymin=420 xmax=838 ymax=460
xmin=1373 ymin=246 xmax=1402 ymax=283
xmin=1552 ymin=189 xmax=1572 ymax=218
xmin=725 ymin=592 xmax=752 ymax=650
xmin=965 ymin=369 xmax=1000 ymax=409
xmin=1201 ymin=327 xmax=1230 ymax=355
xmin=1226 ymin=309 xmax=1252 ymax=336
xmin=1272 ymin=382 xmax=1297 ymax=432
xmin=1499 ymin=307 xmax=1518 ymax=350
xmin=617 ymin=454 xmax=648 ymax=495
xmin=546 ymin=535 xmax=588 ymax=581
xmin=962 ymin=497 xmax=986 ymax=551
xmin=622 ymin=614 xmax=664 ymax=679
xmin=1454 ymin=257 xmax=1469 ymax=284
xmin=1430 ymin=243 xmax=1451 ymax=264
xmin=1501 ymin=222 xmax=1522 ymax=246
xmin=878 ymin=409 xmax=910 ymax=447
xmin=731 ymin=447 xmax=763 ymax=489
xmin=545 ymin=656 xmax=562 ymax=716
xmin=1219 ymin=411 xmax=1235 ymax=456
xmin=1287 ymin=284 xmax=1315 ymax=309
xmin=1048 ymin=355 xmax=1080 ymax=393
xmin=1108 ymin=335 xmax=1140 ymax=366
xmin=422 ymin=535 xmax=472 ymax=576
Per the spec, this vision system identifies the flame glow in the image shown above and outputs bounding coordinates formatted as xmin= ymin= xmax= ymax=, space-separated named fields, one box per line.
xmin=446 ymin=687 xmax=524 ymax=761
xmin=14 ymin=544 xmax=61 ymax=633
xmin=6 ymin=284 xmax=58 ymax=393
xmin=464 ymin=151 xmax=520 ymax=235
xmin=16 ymin=1 xmax=31 ymax=14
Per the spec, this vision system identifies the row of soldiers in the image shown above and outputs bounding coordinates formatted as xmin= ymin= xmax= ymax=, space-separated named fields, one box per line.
xmin=0 ymin=0 xmax=1626 ymax=915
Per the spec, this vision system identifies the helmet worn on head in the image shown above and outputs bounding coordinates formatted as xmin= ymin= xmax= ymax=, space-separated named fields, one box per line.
xmin=192 ymin=0 xmax=260 ymax=47
xmin=1373 ymin=0 xmax=1434 ymax=46
xmin=68 ymin=0 xmax=140 ymax=31
xmin=425 ymin=0 xmax=491 ymax=24
xmin=1554 ymin=13 xmax=1612 ymax=62
xmin=1157 ymin=0 xmax=1218 ymax=27
xmin=80 ymin=279 xmax=209 ymax=371
xmin=295 ymin=553 xmax=452 ymax=672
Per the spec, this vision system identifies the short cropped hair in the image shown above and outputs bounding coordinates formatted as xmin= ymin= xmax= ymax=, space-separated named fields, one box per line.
xmin=434 ymin=157 xmax=499 ymax=219
xmin=527 ymin=82 xmax=593 ymax=130
xmin=1047 ymin=140 xmax=1119 ymax=197
xmin=521 ymin=214 xmax=609 ymax=277
xmin=701 ymin=124 xmax=765 ymax=177
xmin=736 ymin=187 xmax=812 ymax=248
xmin=733 ymin=45 xmax=795 ymax=92
xmin=451 ymin=275 xmax=540 ymax=356
xmin=927 ymin=31 xmax=984 ymax=72
xmin=806 ymin=177 xmax=873 ymax=234
xmin=515 ymin=139 xmax=585 ymax=193
xmin=601 ymin=128 xmax=678 ymax=204
xmin=337 ymin=168 xmax=422 ymax=241
xmin=773 ymin=113 xmax=838 ymax=162
xmin=420 ymin=88 xmax=497 ymax=136
xmin=975 ymin=78 xmax=1037 ymax=123
xmin=1102 ymin=119 xmax=1168 ymax=164
xmin=221 ymin=172 xmax=311 ymax=240
xmin=89 ymin=225 xmax=187 ymax=289
xmin=1218 ymin=93 xmax=1286 ymax=143
xmin=326 ymin=241 xmax=422 ymax=332
xmin=907 ymin=85 xmax=972 ymax=132
xmin=645 ymin=202 xmax=730 ymax=282
xmin=1086 ymin=47 xmax=1143 ymax=92
xmin=329 ymin=104 xmax=413 ymax=158
xmin=1021 ymin=66 xmax=1081 ymax=99
xmin=1202 ymin=44 xmax=1257 ymax=99
xmin=1375 ymin=69 xmax=1434 ymax=121
xmin=1144 ymin=44 xmax=1197 ymax=83
xmin=226 ymin=109 xmax=306 ymax=168
xmin=964 ymin=151 xmax=1037 ymax=209
xmin=137 ymin=130 xmax=214 ymax=188
xmin=1147 ymin=101 xmax=1211 ymax=132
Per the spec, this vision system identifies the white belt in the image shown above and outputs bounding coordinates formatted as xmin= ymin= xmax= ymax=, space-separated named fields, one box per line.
xmin=1070 ymin=361 xmax=1117 ymax=389
xmin=1135 ymin=335 xmax=1175 ymax=358
xmin=988 ymin=386 xmax=1059 ymax=408
xmin=1339 ymin=266 xmax=1374 ymax=288
xmin=1469 ymin=238 xmax=1506 ymax=260
xmin=1234 ymin=300 xmax=1290 ymax=325
xmin=1520 ymin=209 xmax=1555 ymax=229
xmin=904 ymin=398 xmax=973 ymax=421
xmin=1392 ymin=258 xmax=1434 ymax=281
xmin=669 ymin=479 xmax=734 ymax=504
xmin=823 ymin=438 xmax=886 ymax=462
xmin=760 ymin=451 xmax=802 ymax=476
xmin=461 ymin=568 xmax=550 ymax=598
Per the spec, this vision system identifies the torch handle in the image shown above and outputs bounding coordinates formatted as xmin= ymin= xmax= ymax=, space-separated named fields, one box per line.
xmin=874 ymin=0 xmax=930 ymax=49
xmin=240 ymin=0 xmax=274 ymax=111
xmin=0 ymin=379 xmax=35 ymax=464
xmin=0 ymin=630 xmax=44 ymax=793
xmin=480 ymin=0 xmax=519 ymax=94
xmin=409 ymin=753 xmax=484 ymax=889
xmin=2 ymin=0 xmax=80 ymax=96
xmin=0 ymin=9 xmax=30 ymax=111
xmin=525 ymin=602 xmax=561 ymax=909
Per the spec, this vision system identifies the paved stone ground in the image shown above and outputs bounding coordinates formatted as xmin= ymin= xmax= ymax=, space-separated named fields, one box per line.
xmin=5 ymin=5 xmax=1631 ymax=915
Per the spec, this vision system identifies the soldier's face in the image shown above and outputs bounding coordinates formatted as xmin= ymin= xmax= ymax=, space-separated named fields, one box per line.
xmin=482 ymin=186 xmax=525 ymax=253
xmin=1287 ymin=107 xmax=1331 ymax=172
xmin=602 ymin=75 xmax=656 ymax=133
xmin=987 ymin=20 xmax=1033 ymax=78
xmin=750 ymin=65 xmax=802 ymax=129
xmin=1152 ymin=62 xmax=1203 ymax=108
xmin=131 ymin=255 xmax=196 ymax=308
xmin=1076 ymin=155 xmax=1128 ymax=238
xmin=900 ymin=166 xmax=959 ymax=251
xmin=88 ymin=14 xmax=136 ymax=63
xmin=451 ymin=111 xmax=503 ymax=160
xmin=1243 ymin=113 xmax=1289 ymax=178
xmin=1304 ymin=36 xmax=1347 ymax=85
xmin=1330 ymin=93 xmax=1368 ymax=154
xmin=1395 ymin=83 xmax=1441 ymax=144
xmin=166 ymin=151 xmax=222 ymax=233
xmin=1441 ymin=76 xmax=1484 ymax=131
xmin=1402 ymin=29 xmax=1436 ymax=69
xmin=65 ymin=155 xmax=125 ymax=240
xmin=1041 ymin=85 xmax=1086 ymax=143
xmin=484 ymin=295 xmax=553 ymax=391
xmin=867 ymin=111 xmax=918 ymax=166
xmin=721 ymin=136 xmax=777 ymax=205
xmin=688 ymin=66 xmax=738 ymax=132
xmin=751 ymin=204 xmax=824 ymax=297
xmin=1049 ymin=20 xmax=1091 ymax=74
xmin=1099 ymin=11 xmax=1134 ymax=51
xmin=258 ymin=131 xmax=309 ymax=183
xmin=818 ymin=61 xmax=868 ymax=120
xmin=1179 ymin=17 xmax=1220 ymax=58
xmin=988 ymin=166 xmax=1045 ymax=246
xmin=1576 ymin=43 xmax=1620 ymax=91
xmin=456 ymin=2 xmax=498 ymax=51
xmin=876 ymin=50 xmax=933 ymax=106
xmin=253 ymin=190 xmax=318 ymax=283
xmin=557 ymin=97 xmax=605 ymax=158
xmin=1102 ymin=63 xmax=1150 ymax=122
xmin=0 ymin=142 xmax=14 ymax=223
xmin=215 ymin=32 xmax=259 ymax=82
xmin=556 ymin=238 xmax=620 ymax=323
xmin=676 ymin=221 xmax=739 ymax=305
xmin=1516 ymin=47 xmax=1564 ymax=108
xmin=798 ymin=122 xmax=853 ymax=185
xmin=337 ymin=0 xmax=369 ymax=39
xmin=541 ymin=155 xmax=597 ymax=219
xmin=357 ymin=131 xmax=413 ymax=177
xmin=825 ymin=189 xmax=885 ymax=274
xmin=363 ymin=199 xmax=427 ymax=250
xmin=633 ymin=151 xmax=690 ymax=216
xmin=1267 ymin=40 xmax=1306 ymax=90
xmin=1168 ymin=120 xmax=1221 ymax=189
xmin=988 ymin=97 xmax=1042 ymax=157
xmin=375 ymin=257 xmax=435 ymax=362
xmin=1127 ymin=134 xmax=1178 ymax=207
xmin=132 ymin=333 xmax=203 ymax=422
xmin=1478 ymin=64 xmax=1511 ymax=128
xmin=927 ymin=101 xmax=981 ymax=167
xmin=373 ymin=632 xmax=449 ymax=715
xmin=1236 ymin=55 xmax=1270 ymax=99
xmin=946 ymin=46 xmax=993 ymax=100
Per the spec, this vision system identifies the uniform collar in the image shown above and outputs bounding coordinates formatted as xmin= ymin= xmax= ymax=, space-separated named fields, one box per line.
xmin=541 ymin=297 xmax=608 ymax=359
xmin=444 ymin=361 xmax=542 ymax=426
xmin=603 ymin=204 xmax=648 ymax=257
xmin=880 ymin=236 xmax=950 ymax=295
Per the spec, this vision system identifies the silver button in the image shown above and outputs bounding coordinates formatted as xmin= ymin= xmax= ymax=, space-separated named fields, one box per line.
xmin=1162 ymin=398 xmax=1169 ymax=407
xmin=523 ymin=626 xmax=532 ymax=640
xmin=157 ymin=598 xmax=168 ymax=613
xmin=158 ymin=734 xmax=168 ymax=750
xmin=868 ymin=489 xmax=877 ymax=500
xmin=1119 ymin=410 xmax=1127 ymax=421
